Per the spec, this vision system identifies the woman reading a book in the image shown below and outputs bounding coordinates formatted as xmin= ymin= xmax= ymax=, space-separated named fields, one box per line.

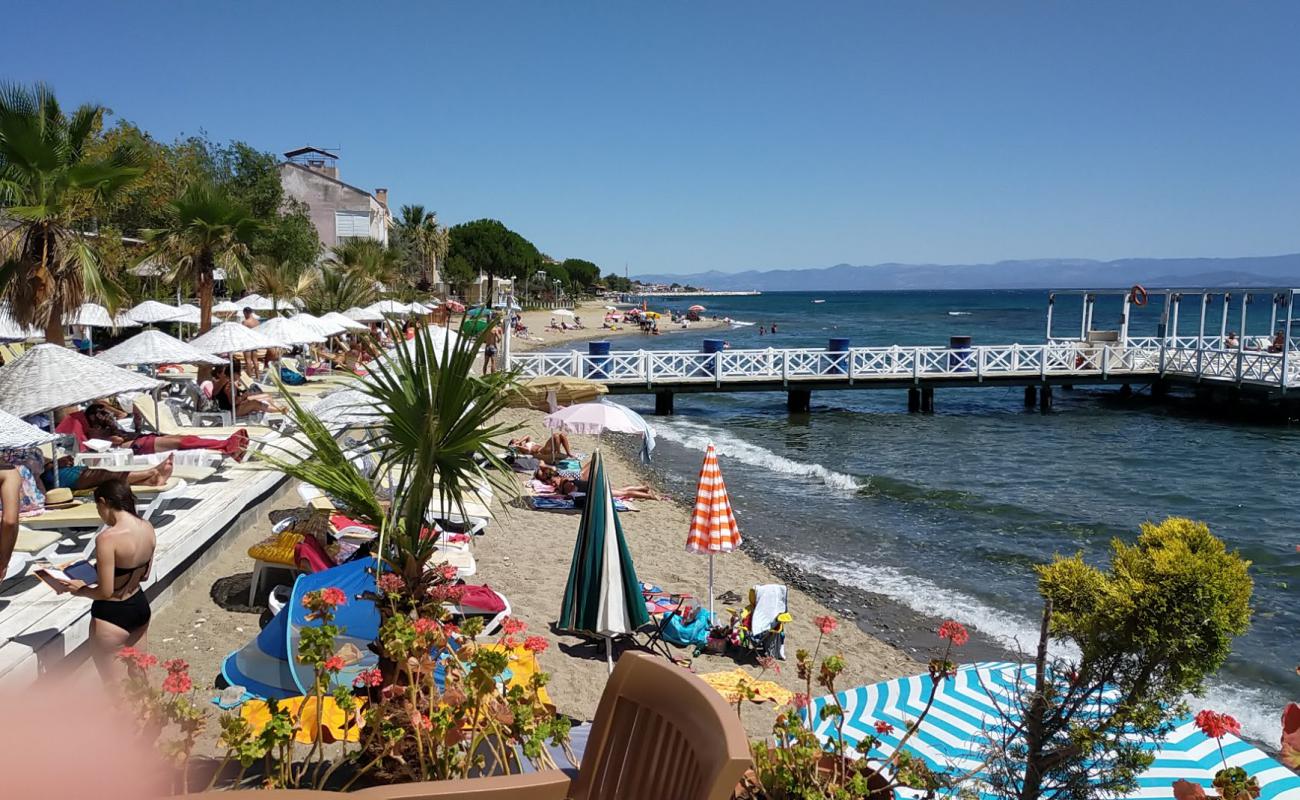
xmin=62 ymin=479 xmax=157 ymax=681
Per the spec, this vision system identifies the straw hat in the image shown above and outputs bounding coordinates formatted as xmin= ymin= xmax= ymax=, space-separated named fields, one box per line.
xmin=44 ymin=487 xmax=76 ymax=509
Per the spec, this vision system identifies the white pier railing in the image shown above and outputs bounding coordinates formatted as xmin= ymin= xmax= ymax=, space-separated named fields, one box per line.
xmin=510 ymin=342 xmax=1299 ymax=390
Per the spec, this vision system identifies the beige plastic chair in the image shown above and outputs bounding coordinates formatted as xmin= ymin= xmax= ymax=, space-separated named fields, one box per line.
xmin=353 ymin=651 xmax=752 ymax=800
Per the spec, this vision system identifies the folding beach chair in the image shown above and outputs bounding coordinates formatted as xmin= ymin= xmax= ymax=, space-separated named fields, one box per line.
xmin=733 ymin=583 xmax=791 ymax=661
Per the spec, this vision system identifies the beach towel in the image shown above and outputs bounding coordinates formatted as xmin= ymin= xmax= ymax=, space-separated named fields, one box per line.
xmin=528 ymin=478 xmax=558 ymax=495
xmin=531 ymin=496 xmax=634 ymax=512
xmin=697 ymin=668 xmax=794 ymax=706
xmin=460 ymin=584 xmax=507 ymax=613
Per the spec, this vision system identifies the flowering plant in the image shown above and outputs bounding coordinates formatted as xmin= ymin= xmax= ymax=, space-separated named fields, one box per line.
xmin=116 ymin=647 xmax=205 ymax=792
xmin=742 ymin=618 xmax=965 ymax=799
xmin=1191 ymin=709 xmax=1259 ymax=800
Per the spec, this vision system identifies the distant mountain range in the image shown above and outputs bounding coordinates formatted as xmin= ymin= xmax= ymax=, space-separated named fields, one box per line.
xmin=635 ymin=254 xmax=1300 ymax=292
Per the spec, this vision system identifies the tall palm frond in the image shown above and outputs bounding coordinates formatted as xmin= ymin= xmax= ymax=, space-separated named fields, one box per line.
xmin=142 ymin=182 xmax=260 ymax=332
xmin=303 ymin=266 xmax=377 ymax=315
xmin=259 ymin=322 xmax=520 ymax=585
xmin=328 ymin=238 xmax=401 ymax=287
xmin=0 ymin=82 xmax=145 ymax=342
xmin=393 ymin=204 xmax=447 ymax=291
xmin=252 ymin=255 xmax=317 ymax=312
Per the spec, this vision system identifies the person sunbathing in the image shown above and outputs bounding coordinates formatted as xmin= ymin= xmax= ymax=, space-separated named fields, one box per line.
xmin=34 ymin=453 xmax=174 ymax=493
xmin=57 ymin=403 xmax=250 ymax=461
xmin=510 ymin=433 xmax=573 ymax=463
xmin=553 ymin=476 xmax=665 ymax=501
xmin=212 ymin=363 xmax=285 ymax=417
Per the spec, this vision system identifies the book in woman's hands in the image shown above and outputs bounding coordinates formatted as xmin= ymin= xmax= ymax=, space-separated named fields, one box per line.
xmin=35 ymin=559 xmax=99 ymax=593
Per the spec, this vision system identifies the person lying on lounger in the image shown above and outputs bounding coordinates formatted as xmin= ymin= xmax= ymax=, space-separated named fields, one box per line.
xmin=510 ymin=433 xmax=574 ymax=463
xmin=57 ymin=403 xmax=250 ymax=461
xmin=212 ymin=363 xmax=285 ymax=417
xmin=1 ymin=449 xmax=175 ymax=494
xmin=553 ymin=475 xmax=665 ymax=501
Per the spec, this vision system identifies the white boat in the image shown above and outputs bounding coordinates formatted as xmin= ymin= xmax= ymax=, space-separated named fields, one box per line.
xmin=729 ymin=320 xmax=755 ymax=328
xmin=812 ymin=299 xmax=826 ymax=304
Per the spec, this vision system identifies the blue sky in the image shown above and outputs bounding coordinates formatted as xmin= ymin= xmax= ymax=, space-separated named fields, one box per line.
xmin=3 ymin=2 xmax=1298 ymax=275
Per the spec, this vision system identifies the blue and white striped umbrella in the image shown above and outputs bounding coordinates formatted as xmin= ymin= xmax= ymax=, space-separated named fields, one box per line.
xmin=809 ymin=662 xmax=1300 ymax=800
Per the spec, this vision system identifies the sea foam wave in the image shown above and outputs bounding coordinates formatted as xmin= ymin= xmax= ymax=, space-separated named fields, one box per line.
xmin=790 ymin=554 xmax=1284 ymax=746
xmin=654 ymin=419 xmax=861 ymax=494
xmin=947 ymin=311 xmax=973 ymax=316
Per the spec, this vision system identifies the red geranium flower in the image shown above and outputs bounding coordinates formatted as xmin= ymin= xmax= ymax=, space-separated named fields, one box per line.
xmin=163 ymin=658 xmax=189 ymax=674
xmin=501 ymin=617 xmax=526 ymax=635
xmin=874 ymin=721 xmax=896 ymax=736
xmin=438 ymin=564 xmax=459 ymax=581
xmin=377 ymin=573 xmax=405 ymax=594
xmin=410 ymin=710 xmax=432 ymax=731
xmin=413 ymin=617 xmax=440 ymax=636
xmin=323 ymin=655 xmax=346 ymax=673
xmin=162 ymin=672 xmax=193 ymax=694
xmin=320 ymin=587 xmax=347 ymax=607
xmin=523 ymin=636 xmax=549 ymax=654
xmin=813 ymin=615 xmax=838 ymax=635
xmin=938 ymin=620 xmax=969 ymax=647
xmin=792 ymin=693 xmax=810 ymax=710
xmin=353 ymin=668 xmax=384 ymax=688
xmin=1195 ymin=709 xmax=1241 ymax=739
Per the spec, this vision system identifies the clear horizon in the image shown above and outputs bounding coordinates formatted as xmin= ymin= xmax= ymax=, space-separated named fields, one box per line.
xmin=3 ymin=1 xmax=1298 ymax=275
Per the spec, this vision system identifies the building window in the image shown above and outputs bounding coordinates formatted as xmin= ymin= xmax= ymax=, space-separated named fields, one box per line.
xmin=334 ymin=210 xmax=370 ymax=240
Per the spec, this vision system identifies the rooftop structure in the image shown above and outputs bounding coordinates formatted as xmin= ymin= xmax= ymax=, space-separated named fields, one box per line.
xmin=279 ymin=146 xmax=391 ymax=248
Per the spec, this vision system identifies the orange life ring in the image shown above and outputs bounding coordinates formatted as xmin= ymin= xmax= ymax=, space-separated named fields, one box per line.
xmin=1129 ymin=284 xmax=1148 ymax=307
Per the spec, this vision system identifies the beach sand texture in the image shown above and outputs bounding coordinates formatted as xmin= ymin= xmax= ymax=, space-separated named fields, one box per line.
xmin=141 ymin=405 xmax=917 ymax=750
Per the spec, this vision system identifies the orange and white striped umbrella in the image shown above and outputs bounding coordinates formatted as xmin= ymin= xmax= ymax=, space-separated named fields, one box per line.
xmin=686 ymin=443 xmax=740 ymax=615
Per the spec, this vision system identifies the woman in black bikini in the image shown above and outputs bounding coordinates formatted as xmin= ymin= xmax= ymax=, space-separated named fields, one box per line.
xmin=63 ymin=479 xmax=157 ymax=681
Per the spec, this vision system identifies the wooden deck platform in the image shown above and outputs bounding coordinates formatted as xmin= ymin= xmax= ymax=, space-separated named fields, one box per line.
xmin=0 ymin=458 xmax=293 ymax=684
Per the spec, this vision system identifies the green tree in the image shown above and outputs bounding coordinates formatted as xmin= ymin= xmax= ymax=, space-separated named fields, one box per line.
xmin=560 ymin=258 xmax=600 ymax=290
xmin=144 ymin=182 xmax=261 ymax=332
xmin=0 ymin=83 xmax=145 ymax=343
xmin=252 ymin=254 xmax=317 ymax=313
xmin=303 ymin=265 xmax=377 ymax=315
xmin=603 ymin=272 xmax=633 ymax=293
xmin=985 ymin=517 xmax=1252 ymax=800
xmin=328 ymin=238 xmax=401 ymax=287
xmin=446 ymin=218 xmax=542 ymax=303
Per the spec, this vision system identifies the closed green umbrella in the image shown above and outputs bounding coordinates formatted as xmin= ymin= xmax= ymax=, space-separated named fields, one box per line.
xmin=558 ymin=450 xmax=650 ymax=672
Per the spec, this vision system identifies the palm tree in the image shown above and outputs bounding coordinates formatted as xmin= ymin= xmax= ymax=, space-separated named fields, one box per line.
xmin=303 ymin=265 xmax=377 ymax=315
xmin=144 ymin=182 xmax=260 ymax=333
xmin=328 ymin=238 xmax=402 ymax=287
xmin=394 ymin=204 xmax=447 ymax=291
xmin=252 ymin=254 xmax=317 ymax=313
xmin=0 ymin=83 xmax=145 ymax=343
xmin=260 ymin=323 xmax=519 ymax=591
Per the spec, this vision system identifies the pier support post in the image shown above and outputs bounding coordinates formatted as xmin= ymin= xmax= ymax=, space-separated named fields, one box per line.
xmin=1039 ymin=385 xmax=1053 ymax=413
xmin=787 ymin=389 xmax=811 ymax=414
xmin=920 ymin=387 xmax=935 ymax=414
xmin=907 ymin=388 xmax=921 ymax=413
xmin=1119 ymin=383 xmax=1133 ymax=399
xmin=1151 ymin=380 xmax=1168 ymax=400
xmin=1024 ymin=385 xmax=1037 ymax=408
xmin=654 ymin=391 xmax=674 ymax=416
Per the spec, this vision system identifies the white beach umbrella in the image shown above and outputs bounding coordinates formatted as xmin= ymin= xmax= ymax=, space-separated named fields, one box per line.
xmin=0 ymin=408 xmax=60 ymax=448
xmin=294 ymin=312 xmax=347 ymax=338
xmin=112 ymin=312 xmax=142 ymax=330
xmin=344 ymin=306 xmax=384 ymax=323
xmin=173 ymin=303 xmax=202 ymax=325
xmin=544 ymin=400 xmax=647 ymax=436
xmin=189 ymin=322 xmax=287 ymax=416
xmin=0 ymin=308 xmax=39 ymax=342
xmin=212 ymin=300 xmax=242 ymax=316
xmin=126 ymin=300 xmax=186 ymax=325
xmin=63 ymin=302 xmax=115 ymax=328
xmin=97 ymin=329 xmax=227 ymax=368
xmin=129 ymin=258 xmax=168 ymax=278
xmin=321 ymin=311 xmax=368 ymax=332
xmin=366 ymin=300 xmax=410 ymax=316
xmin=189 ymin=322 xmax=284 ymax=355
xmin=257 ymin=316 xmax=325 ymax=346
xmin=0 ymin=344 xmax=163 ymax=418
xmin=305 ymin=389 xmax=387 ymax=426
xmin=235 ymin=293 xmax=276 ymax=312
xmin=407 ymin=301 xmax=431 ymax=315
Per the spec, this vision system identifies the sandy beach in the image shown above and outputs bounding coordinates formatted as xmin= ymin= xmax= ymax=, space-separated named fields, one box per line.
xmin=509 ymin=299 xmax=730 ymax=353
xmin=137 ymin=404 xmax=918 ymax=751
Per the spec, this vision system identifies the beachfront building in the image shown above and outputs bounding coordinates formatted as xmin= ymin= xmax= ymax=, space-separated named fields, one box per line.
xmin=278 ymin=147 xmax=392 ymax=248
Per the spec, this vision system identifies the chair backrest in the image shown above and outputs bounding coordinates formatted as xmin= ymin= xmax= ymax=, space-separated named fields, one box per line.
xmin=569 ymin=651 xmax=751 ymax=800
xmin=351 ymin=770 xmax=571 ymax=800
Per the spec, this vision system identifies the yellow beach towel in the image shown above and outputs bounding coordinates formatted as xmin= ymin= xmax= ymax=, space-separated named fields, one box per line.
xmin=241 ymin=695 xmax=367 ymax=744
xmin=698 ymin=668 xmax=794 ymax=706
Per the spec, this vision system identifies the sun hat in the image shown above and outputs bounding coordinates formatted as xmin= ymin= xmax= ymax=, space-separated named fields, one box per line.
xmin=43 ymin=487 xmax=76 ymax=509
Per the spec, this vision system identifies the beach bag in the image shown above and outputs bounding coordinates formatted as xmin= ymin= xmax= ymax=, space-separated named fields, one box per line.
xmin=279 ymin=367 xmax=306 ymax=386
xmin=661 ymin=607 xmax=712 ymax=648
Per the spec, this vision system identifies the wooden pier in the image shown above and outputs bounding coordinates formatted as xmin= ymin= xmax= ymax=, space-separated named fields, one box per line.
xmin=506 ymin=287 xmax=1300 ymax=414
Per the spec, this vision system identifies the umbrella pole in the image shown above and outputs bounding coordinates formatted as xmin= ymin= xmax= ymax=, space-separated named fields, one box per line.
xmin=606 ymin=635 xmax=614 ymax=674
xmin=229 ymin=353 xmax=237 ymax=425
xmin=708 ymin=553 xmax=715 ymax=618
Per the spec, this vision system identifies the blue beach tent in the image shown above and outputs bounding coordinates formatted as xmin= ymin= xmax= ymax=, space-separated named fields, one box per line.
xmin=222 ymin=560 xmax=380 ymax=700
xmin=808 ymin=662 xmax=1300 ymax=800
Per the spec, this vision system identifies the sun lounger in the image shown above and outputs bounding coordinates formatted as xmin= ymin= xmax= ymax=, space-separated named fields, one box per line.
xmin=132 ymin=396 xmax=278 ymax=442
xmin=531 ymin=496 xmax=635 ymax=512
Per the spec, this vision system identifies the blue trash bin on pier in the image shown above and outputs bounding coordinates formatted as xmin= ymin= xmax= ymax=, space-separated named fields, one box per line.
xmin=827 ymin=337 xmax=851 ymax=375
xmin=701 ymin=339 xmax=726 ymax=377
xmin=949 ymin=335 xmax=973 ymax=372
xmin=586 ymin=341 xmax=611 ymax=380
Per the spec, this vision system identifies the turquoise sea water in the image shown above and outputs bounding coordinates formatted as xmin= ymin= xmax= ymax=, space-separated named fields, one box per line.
xmin=557 ymin=290 xmax=1298 ymax=743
